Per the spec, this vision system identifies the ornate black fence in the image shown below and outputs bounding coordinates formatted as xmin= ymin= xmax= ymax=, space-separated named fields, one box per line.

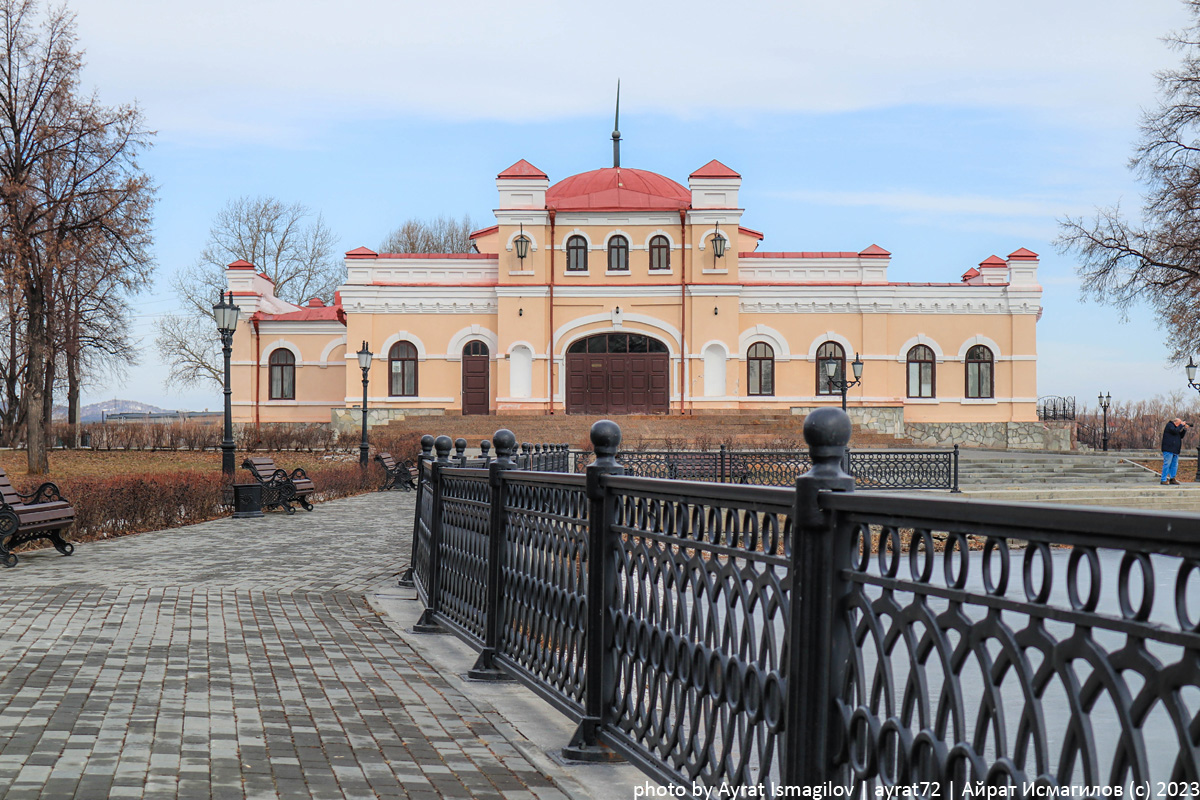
xmin=402 ymin=413 xmax=1200 ymax=795
xmin=1037 ymin=395 xmax=1077 ymax=421
xmin=574 ymin=445 xmax=959 ymax=491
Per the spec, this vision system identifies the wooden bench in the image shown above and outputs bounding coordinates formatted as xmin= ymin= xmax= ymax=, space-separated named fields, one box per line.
xmin=241 ymin=457 xmax=315 ymax=514
xmin=374 ymin=452 xmax=416 ymax=491
xmin=0 ymin=470 xmax=76 ymax=568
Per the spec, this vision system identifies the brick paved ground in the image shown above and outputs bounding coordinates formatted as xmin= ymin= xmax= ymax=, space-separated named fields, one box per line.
xmin=0 ymin=492 xmax=573 ymax=800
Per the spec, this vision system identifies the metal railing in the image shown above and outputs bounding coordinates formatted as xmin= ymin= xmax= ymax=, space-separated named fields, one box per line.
xmin=401 ymin=414 xmax=1200 ymax=794
xmin=574 ymin=444 xmax=959 ymax=491
xmin=1037 ymin=394 xmax=1076 ymax=421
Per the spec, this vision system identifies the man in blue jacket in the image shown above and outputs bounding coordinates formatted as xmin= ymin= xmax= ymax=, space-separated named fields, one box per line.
xmin=1162 ymin=418 xmax=1190 ymax=485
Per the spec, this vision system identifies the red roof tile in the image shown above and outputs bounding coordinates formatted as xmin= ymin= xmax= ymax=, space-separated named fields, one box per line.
xmin=690 ymin=159 xmax=740 ymax=179
xmin=859 ymin=244 xmax=891 ymax=258
xmin=547 ymin=168 xmax=690 ymax=211
xmin=227 ymin=260 xmax=256 ymax=269
xmin=961 ymin=267 xmax=981 ymax=282
xmin=468 ymin=225 xmax=499 ymax=240
xmin=498 ymin=159 xmax=547 ymax=180
xmin=738 ymin=226 xmax=764 ymax=240
xmin=979 ymin=255 xmax=1007 ymax=268
xmin=257 ymin=272 xmax=274 ymax=283
xmin=1007 ymin=247 xmax=1039 ymax=260
xmin=346 ymin=246 xmax=378 ymax=258
xmin=307 ymin=297 xmax=325 ymax=307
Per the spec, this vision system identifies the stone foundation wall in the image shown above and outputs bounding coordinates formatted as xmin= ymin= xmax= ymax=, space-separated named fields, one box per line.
xmin=330 ymin=407 xmax=445 ymax=433
xmin=791 ymin=406 xmax=905 ymax=436
xmin=904 ymin=420 xmax=1072 ymax=451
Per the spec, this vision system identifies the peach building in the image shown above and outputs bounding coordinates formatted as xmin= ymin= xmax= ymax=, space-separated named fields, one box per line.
xmin=226 ymin=157 xmax=1051 ymax=448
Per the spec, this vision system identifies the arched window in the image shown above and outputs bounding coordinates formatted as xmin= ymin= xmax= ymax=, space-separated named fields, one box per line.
xmin=607 ymin=235 xmax=629 ymax=271
xmin=649 ymin=235 xmax=670 ymax=270
xmin=389 ymin=341 xmax=418 ymax=397
xmin=566 ymin=235 xmax=588 ymax=272
xmin=907 ymin=345 xmax=935 ymax=398
xmin=747 ymin=342 xmax=774 ymax=396
xmin=966 ymin=345 xmax=994 ymax=398
xmin=816 ymin=341 xmax=845 ymax=396
xmin=269 ymin=349 xmax=295 ymax=400
xmin=463 ymin=340 xmax=489 ymax=357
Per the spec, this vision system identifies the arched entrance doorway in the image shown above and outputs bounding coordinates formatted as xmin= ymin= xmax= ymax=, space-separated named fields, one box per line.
xmin=565 ymin=333 xmax=669 ymax=415
xmin=461 ymin=341 xmax=490 ymax=415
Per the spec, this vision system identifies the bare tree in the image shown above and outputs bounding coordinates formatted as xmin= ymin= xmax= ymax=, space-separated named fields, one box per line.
xmin=1058 ymin=1 xmax=1200 ymax=359
xmin=157 ymin=196 xmax=340 ymax=390
xmin=379 ymin=213 xmax=476 ymax=254
xmin=0 ymin=0 xmax=155 ymax=473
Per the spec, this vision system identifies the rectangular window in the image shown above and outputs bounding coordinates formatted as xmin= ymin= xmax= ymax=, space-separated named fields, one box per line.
xmin=908 ymin=362 xmax=933 ymax=398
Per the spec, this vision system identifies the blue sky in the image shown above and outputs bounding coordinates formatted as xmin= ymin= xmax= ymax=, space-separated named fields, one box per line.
xmin=70 ymin=0 xmax=1193 ymax=412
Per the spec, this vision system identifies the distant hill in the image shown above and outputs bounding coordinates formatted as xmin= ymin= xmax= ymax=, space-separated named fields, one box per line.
xmin=53 ymin=400 xmax=168 ymax=423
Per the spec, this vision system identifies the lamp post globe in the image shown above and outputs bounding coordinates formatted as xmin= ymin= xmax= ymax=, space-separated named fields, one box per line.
xmin=357 ymin=341 xmax=373 ymax=467
xmin=213 ymin=291 xmax=240 ymax=477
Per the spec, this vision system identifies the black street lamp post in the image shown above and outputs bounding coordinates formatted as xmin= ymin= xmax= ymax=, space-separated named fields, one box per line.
xmin=1098 ymin=391 xmax=1111 ymax=452
xmin=825 ymin=353 xmax=864 ymax=412
xmin=213 ymin=291 xmax=240 ymax=476
xmin=358 ymin=341 xmax=373 ymax=467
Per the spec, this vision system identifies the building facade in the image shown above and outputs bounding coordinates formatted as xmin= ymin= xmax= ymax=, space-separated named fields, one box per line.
xmin=226 ymin=158 xmax=1051 ymax=447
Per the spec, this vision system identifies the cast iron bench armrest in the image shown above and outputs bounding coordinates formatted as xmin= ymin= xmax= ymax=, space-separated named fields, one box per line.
xmin=17 ymin=482 xmax=64 ymax=505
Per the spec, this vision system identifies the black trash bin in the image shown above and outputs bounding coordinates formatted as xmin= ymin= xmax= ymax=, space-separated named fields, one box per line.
xmin=232 ymin=483 xmax=264 ymax=518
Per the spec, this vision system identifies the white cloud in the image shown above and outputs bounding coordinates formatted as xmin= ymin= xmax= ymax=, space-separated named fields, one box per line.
xmin=73 ymin=0 xmax=1190 ymax=143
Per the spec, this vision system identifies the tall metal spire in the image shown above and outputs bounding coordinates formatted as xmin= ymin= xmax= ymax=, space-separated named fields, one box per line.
xmin=612 ymin=80 xmax=621 ymax=168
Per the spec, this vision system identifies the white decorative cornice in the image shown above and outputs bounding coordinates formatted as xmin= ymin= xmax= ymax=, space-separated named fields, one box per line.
xmin=338 ymin=285 xmax=497 ymax=315
xmin=343 ymin=258 xmax=498 ymax=286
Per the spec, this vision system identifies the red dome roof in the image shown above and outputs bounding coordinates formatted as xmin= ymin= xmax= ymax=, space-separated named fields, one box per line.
xmin=546 ymin=168 xmax=690 ymax=211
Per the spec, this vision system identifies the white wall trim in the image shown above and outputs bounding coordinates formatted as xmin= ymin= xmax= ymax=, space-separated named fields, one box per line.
xmin=896 ymin=334 xmax=945 ymax=363
xmin=805 ymin=331 xmax=855 ymax=361
xmin=957 ymin=334 xmax=1003 ymax=359
xmin=261 ymin=338 xmax=302 ymax=363
xmin=553 ymin=312 xmax=681 ymax=355
xmin=446 ymin=325 xmax=499 ymax=360
xmin=739 ymin=325 xmax=792 ymax=361
xmin=505 ymin=339 xmax=541 ymax=357
xmin=642 ymin=229 xmax=678 ymax=250
xmin=603 ymin=229 xmax=633 ymax=249
xmin=319 ymin=335 xmax=348 ymax=368
xmin=559 ymin=229 xmax=594 ymax=249
xmin=505 ymin=229 xmax=539 ymax=253
xmin=378 ymin=331 xmax=429 ymax=362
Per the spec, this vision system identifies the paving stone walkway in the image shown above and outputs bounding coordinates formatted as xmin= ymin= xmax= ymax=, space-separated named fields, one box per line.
xmin=0 ymin=491 xmax=573 ymax=800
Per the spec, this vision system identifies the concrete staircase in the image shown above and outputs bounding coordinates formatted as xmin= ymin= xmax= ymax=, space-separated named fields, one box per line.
xmin=958 ymin=451 xmax=1155 ymax=487
xmin=955 ymin=451 xmax=1200 ymax=511
xmin=382 ymin=411 xmax=916 ymax=450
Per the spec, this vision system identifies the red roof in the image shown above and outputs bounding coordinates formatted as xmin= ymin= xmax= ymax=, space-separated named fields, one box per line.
xmin=498 ymin=159 xmax=547 ymax=180
xmin=257 ymin=272 xmax=274 ymax=284
xmin=469 ymin=225 xmax=499 ymax=240
xmin=859 ymin=244 xmax=891 ymax=258
xmin=227 ymin=260 xmax=256 ymax=269
xmin=961 ymin=267 xmax=981 ymax=282
xmin=979 ymin=255 xmax=1007 ymax=268
xmin=690 ymin=159 xmax=740 ymax=179
xmin=738 ymin=226 xmax=764 ymax=240
xmin=1007 ymin=247 xmax=1039 ymax=260
xmin=346 ymin=247 xmax=377 ymax=258
xmin=546 ymin=168 xmax=690 ymax=211
xmin=254 ymin=297 xmax=345 ymax=325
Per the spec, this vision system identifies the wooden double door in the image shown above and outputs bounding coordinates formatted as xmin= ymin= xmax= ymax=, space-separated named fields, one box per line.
xmin=565 ymin=333 xmax=669 ymax=415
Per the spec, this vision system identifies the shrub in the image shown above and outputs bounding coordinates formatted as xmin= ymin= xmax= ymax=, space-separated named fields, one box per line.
xmin=9 ymin=460 xmax=386 ymax=551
